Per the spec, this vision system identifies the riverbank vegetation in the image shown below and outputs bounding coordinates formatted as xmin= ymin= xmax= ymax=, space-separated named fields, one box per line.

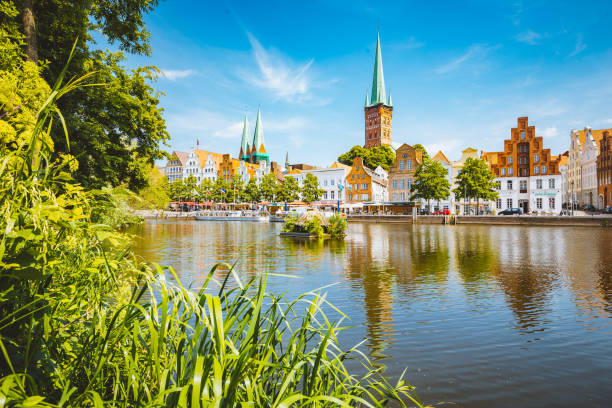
xmin=282 ymin=213 xmax=348 ymax=239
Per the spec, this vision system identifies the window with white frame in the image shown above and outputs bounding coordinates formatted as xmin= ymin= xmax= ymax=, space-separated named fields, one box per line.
xmin=496 ymin=199 xmax=502 ymax=209
xmin=399 ymin=160 xmax=405 ymax=171
xmin=534 ymin=154 xmax=539 ymax=163
xmin=331 ymin=179 xmax=334 ymax=186
xmin=508 ymin=157 xmax=513 ymax=164
xmin=534 ymin=166 xmax=539 ymax=174
xmin=507 ymin=198 xmax=513 ymax=208
xmin=362 ymin=183 xmax=368 ymax=190
xmin=509 ymin=167 xmax=513 ymax=175
xmin=520 ymin=180 xmax=527 ymax=190
xmin=536 ymin=179 xmax=542 ymax=189
xmin=549 ymin=197 xmax=555 ymax=209
xmin=507 ymin=180 xmax=513 ymax=190
xmin=400 ymin=192 xmax=405 ymax=201
xmin=548 ymin=178 xmax=555 ymax=189
xmin=501 ymin=168 xmax=506 ymax=176
xmin=392 ymin=179 xmax=397 ymax=189
xmin=331 ymin=191 xmax=335 ymax=199
xmin=392 ymin=193 xmax=397 ymax=201
xmin=400 ymin=178 xmax=405 ymax=189
xmin=542 ymin=166 xmax=547 ymax=174
xmin=362 ymin=194 xmax=369 ymax=201
xmin=536 ymin=198 xmax=542 ymax=209
xmin=407 ymin=159 xmax=413 ymax=170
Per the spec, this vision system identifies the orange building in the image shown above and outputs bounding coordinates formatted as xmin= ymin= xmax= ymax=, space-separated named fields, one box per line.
xmin=346 ymin=157 xmax=388 ymax=203
xmin=482 ymin=117 xmax=563 ymax=214
xmin=597 ymin=131 xmax=612 ymax=209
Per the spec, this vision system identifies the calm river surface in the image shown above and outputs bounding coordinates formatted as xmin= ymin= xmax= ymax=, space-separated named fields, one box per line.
xmin=132 ymin=220 xmax=612 ymax=407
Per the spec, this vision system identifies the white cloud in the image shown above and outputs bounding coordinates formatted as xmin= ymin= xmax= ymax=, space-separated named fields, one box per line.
xmin=161 ymin=69 xmax=196 ymax=80
xmin=165 ymin=109 xmax=242 ymax=140
xmin=516 ymin=30 xmax=543 ymax=45
xmin=568 ymin=35 xmax=587 ymax=58
xmin=435 ymin=44 xmax=499 ymax=74
xmin=242 ymin=32 xmax=315 ymax=102
xmin=539 ymin=126 xmax=559 ymax=138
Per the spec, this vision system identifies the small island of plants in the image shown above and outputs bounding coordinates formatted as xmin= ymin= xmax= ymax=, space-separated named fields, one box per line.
xmin=281 ymin=211 xmax=348 ymax=239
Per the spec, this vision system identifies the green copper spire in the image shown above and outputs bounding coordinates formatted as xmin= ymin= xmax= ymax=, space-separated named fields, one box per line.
xmin=370 ymin=32 xmax=387 ymax=106
xmin=387 ymin=90 xmax=392 ymax=106
xmin=252 ymin=106 xmax=264 ymax=153
xmin=364 ymin=90 xmax=370 ymax=107
xmin=240 ymin=114 xmax=249 ymax=160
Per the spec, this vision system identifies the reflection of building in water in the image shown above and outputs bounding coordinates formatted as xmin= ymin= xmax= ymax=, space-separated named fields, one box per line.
xmin=485 ymin=227 xmax=561 ymax=334
xmin=344 ymin=223 xmax=395 ymax=360
xmin=452 ymin=226 xmax=499 ymax=289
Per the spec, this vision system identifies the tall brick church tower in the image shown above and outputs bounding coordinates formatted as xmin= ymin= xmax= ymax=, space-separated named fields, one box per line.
xmin=364 ymin=32 xmax=393 ymax=148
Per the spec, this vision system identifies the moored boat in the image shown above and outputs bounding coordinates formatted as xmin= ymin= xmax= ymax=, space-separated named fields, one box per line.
xmin=195 ymin=210 xmax=269 ymax=222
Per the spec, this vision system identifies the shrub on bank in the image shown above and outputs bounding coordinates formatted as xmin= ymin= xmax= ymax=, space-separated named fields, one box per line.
xmin=282 ymin=212 xmax=348 ymax=239
xmin=0 ymin=49 xmax=426 ymax=407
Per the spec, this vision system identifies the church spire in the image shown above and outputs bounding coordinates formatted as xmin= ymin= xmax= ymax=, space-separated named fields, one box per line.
xmin=364 ymin=90 xmax=370 ymax=107
xmin=252 ymin=106 xmax=264 ymax=153
xmin=370 ymin=31 xmax=387 ymax=106
xmin=239 ymin=114 xmax=249 ymax=161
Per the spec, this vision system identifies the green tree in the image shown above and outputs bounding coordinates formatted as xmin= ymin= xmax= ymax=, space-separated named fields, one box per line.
xmin=302 ymin=173 xmax=324 ymax=203
xmin=259 ymin=173 xmax=278 ymax=202
xmin=413 ymin=144 xmax=429 ymax=160
xmin=410 ymin=158 xmax=451 ymax=211
xmin=243 ymin=177 xmax=261 ymax=203
xmin=277 ymin=175 xmax=301 ymax=202
xmin=167 ymin=179 xmax=185 ymax=201
xmin=453 ymin=157 xmax=499 ymax=213
xmin=183 ymin=175 xmax=198 ymax=201
xmin=197 ymin=178 xmax=214 ymax=202
xmin=338 ymin=145 xmax=395 ymax=171
xmin=211 ymin=177 xmax=229 ymax=203
xmin=135 ymin=164 xmax=169 ymax=208
xmin=7 ymin=0 xmax=169 ymax=189
xmin=228 ymin=175 xmax=245 ymax=203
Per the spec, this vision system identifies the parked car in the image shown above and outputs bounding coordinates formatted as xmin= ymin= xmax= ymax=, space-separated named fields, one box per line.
xmin=433 ymin=209 xmax=450 ymax=215
xmin=420 ymin=208 xmax=430 ymax=215
xmin=499 ymin=208 xmax=523 ymax=215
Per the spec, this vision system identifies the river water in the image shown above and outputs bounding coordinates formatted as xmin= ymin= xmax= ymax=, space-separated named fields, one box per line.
xmin=132 ymin=220 xmax=612 ymax=407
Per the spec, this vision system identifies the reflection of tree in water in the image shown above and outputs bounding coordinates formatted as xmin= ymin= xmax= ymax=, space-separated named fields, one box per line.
xmin=454 ymin=228 xmax=497 ymax=290
xmin=407 ymin=226 xmax=450 ymax=284
xmin=344 ymin=224 xmax=396 ymax=364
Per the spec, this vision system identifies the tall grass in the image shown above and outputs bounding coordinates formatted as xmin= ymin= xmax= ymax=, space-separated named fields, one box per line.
xmin=0 ymin=47 xmax=427 ymax=407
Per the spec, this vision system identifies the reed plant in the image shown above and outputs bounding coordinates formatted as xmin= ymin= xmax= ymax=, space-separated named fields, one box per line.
xmin=0 ymin=47 xmax=427 ymax=407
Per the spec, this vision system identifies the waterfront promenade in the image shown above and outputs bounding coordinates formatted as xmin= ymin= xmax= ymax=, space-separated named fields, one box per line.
xmin=348 ymin=214 xmax=612 ymax=227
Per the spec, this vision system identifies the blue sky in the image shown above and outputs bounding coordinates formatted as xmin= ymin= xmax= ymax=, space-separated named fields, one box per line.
xmin=117 ymin=0 xmax=612 ymax=165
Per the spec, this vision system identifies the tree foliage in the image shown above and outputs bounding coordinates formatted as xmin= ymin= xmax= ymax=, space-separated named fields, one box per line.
xmin=410 ymin=158 xmax=451 ymax=209
xmin=259 ymin=173 xmax=278 ymax=202
xmin=413 ymin=144 xmax=429 ymax=160
xmin=453 ymin=157 xmax=500 ymax=201
xmin=243 ymin=177 xmax=261 ymax=203
xmin=276 ymin=175 xmax=301 ymax=202
xmin=338 ymin=145 xmax=395 ymax=171
xmin=5 ymin=0 xmax=169 ymax=189
xmin=302 ymin=173 xmax=324 ymax=203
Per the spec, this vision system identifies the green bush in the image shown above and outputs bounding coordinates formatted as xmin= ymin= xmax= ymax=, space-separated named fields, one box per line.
xmin=327 ymin=214 xmax=348 ymax=238
xmin=281 ymin=215 xmax=299 ymax=233
xmin=304 ymin=217 xmax=324 ymax=238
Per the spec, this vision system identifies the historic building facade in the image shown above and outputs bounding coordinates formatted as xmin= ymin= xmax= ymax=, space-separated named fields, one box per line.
xmin=164 ymin=151 xmax=188 ymax=183
xmin=568 ymin=127 xmax=611 ymax=207
xmin=388 ymin=144 xmax=422 ymax=202
xmin=482 ymin=117 xmax=562 ymax=214
xmin=597 ymin=131 xmax=612 ymax=209
xmin=286 ymin=162 xmax=352 ymax=205
xmin=364 ymin=33 xmax=393 ymax=148
xmin=346 ymin=157 xmax=388 ymax=203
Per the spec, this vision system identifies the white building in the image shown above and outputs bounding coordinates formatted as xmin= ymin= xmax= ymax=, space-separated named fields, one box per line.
xmin=164 ymin=151 xmax=188 ymax=183
xmin=285 ymin=162 xmax=352 ymax=205
xmin=580 ymin=129 xmax=598 ymax=207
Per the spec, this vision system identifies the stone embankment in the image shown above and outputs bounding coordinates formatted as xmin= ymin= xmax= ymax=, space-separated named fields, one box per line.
xmin=347 ymin=214 xmax=612 ymax=227
xmin=132 ymin=210 xmax=196 ymax=219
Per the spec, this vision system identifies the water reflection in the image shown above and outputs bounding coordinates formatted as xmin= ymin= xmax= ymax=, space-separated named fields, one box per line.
xmin=132 ymin=220 xmax=612 ymax=408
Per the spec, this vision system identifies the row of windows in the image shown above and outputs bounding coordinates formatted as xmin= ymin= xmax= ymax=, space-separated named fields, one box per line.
xmin=350 ymin=183 xmax=369 ymax=191
xmin=322 ymin=179 xmax=343 ymax=186
xmin=500 ymin=165 xmax=549 ymax=176
xmin=166 ymin=166 xmax=182 ymax=174
xmin=348 ymin=194 xmax=369 ymax=201
xmin=391 ymin=193 xmax=410 ymax=201
xmin=398 ymin=159 xmax=413 ymax=171
xmin=495 ymin=198 xmax=556 ymax=209
xmin=322 ymin=191 xmax=341 ymax=200
xmin=498 ymin=179 xmax=556 ymax=190
xmin=391 ymin=178 xmax=413 ymax=190
xmin=350 ymin=173 xmax=366 ymax=180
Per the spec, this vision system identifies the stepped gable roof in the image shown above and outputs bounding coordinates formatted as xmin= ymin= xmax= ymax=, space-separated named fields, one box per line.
xmin=195 ymin=149 xmax=224 ymax=170
xmin=558 ymin=154 xmax=568 ymax=167
xmin=577 ymin=128 xmax=612 ymax=150
xmin=172 ymin=151 xmax=189 ymax=166
xmin=432 ymin=150 xmax=451 ymax=164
